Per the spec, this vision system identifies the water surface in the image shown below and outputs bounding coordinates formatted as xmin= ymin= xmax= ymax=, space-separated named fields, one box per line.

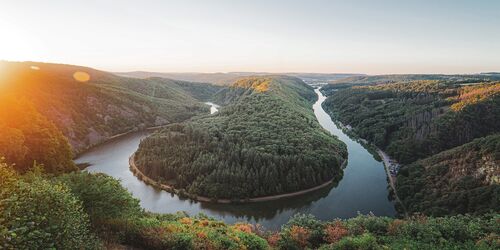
xmin=204 ymin=102 xmax=220 ymax=114
xmin=76 ymin=91 xmax=395 ymax=229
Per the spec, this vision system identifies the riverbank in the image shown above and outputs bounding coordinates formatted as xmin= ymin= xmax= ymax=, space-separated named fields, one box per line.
xmin=319 ymin=99 xmax=406 ymax=216
xmin=377 ymin=150 xmax=408 ymax=217
xmin=74 ymin=125 xmax=169 ymax=159
xmin=75 ymin=103 xmax=218 ymax=159
xmin=130 ymin=153 xmax=347 ymax=204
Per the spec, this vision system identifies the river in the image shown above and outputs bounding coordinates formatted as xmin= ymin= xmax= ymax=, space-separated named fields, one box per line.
xmin=75 ymin=90 xmax=395 ymax=230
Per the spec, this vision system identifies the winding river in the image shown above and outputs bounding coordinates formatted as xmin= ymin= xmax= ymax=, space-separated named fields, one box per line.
xmin=75 ymin=90 xmax=395 ymax=229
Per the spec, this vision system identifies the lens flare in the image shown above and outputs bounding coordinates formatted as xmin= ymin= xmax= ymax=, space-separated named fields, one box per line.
xmin=73 ymin=71 xmax=90 ymax=82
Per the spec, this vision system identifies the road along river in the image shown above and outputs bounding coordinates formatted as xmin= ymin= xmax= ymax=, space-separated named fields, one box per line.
xmin=75 ymin=91 xmax=396 ymax=230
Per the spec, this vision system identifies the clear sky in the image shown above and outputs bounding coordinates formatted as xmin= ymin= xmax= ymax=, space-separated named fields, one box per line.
xmin=1 ymin=0 xmax=499 ymax=74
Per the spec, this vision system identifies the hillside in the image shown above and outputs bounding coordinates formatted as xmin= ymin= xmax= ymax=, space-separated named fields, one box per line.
xmin=321 ymin=78 xmax=500 ymax=216
xmin=0 ymin=61 xmax=220 ymax=153
xmin=116 ymin=71 xmax=244 ymax=85
xmin=134 ymin=76 xmax=347 ymax=200
xmin=322 ymin=80 xmax=500 ymax=164
xmin=0 ymin=97 xmax=75 ymax=173
xmin=396 ymin=134 xmax=500 ymax=216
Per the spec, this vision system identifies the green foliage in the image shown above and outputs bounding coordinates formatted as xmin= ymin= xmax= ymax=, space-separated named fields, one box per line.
xmin=396 ymin=134 xmax=500 ymax=216
xmin=282 ymin=214 xmax=325 ymax=248
xmin=321 ymin=80 xmax=500 ymax=216
xmin=0 ymin=161 xmax=100 ymax=249
xmin=344 ymin=214 xmax=391 ymax=236
xmin=322 ymin=81 xmax=500 ymax=164
xmin=0 ymin=97 xmax=76 ymax=173
xmin=55 ymin=171 xmax=143 ymax=225
xmin=136 ymin=76 xmax=347 ymax=199
xmin=321 ymin=74 xmax=499 ymax=95
xmin=328 ymin=233 xmax=379 ymax=250
xmin=104 ymin=215 xmax=268 ymax=250
xmin=275 ymin=213 xmax=500 ymax=250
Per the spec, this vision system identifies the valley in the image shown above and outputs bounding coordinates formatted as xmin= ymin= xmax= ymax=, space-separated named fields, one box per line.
xmin=75 ymin=87 xmax=396 ymax=229
xmin=2 ymin=1 xmax=499 ymax=248
xmin=1 ymin=63 xmax=498 ymax=249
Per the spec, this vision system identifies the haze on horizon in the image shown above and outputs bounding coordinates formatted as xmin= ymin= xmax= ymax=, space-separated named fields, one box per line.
xmin=1 ymin=0 xmax=499 ymax=75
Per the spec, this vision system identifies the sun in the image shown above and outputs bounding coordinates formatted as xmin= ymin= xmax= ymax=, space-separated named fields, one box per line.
xmin=0 ymin=20 xmax=45 ymax=62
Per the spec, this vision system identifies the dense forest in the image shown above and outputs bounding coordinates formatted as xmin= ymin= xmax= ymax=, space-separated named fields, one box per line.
xmin=135 ymin=76 xmax=347 ymax=200
xmin=0 ymin=61 xmax=221 ymax=153
xmin=397 ymin=134 xmax=499 ymax=216
xmin=0 ymin=97 xmax=75 ymax=173
xmin=321 ymin=74 xmax=500 ymax=95
xmin=322 ymin=80 xmax=500 ymax=164
xmin=321 ymin=77 xmax=500 ymax=216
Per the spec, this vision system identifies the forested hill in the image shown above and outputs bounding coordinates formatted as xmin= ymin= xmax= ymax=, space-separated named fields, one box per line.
xmin=321 ymin=74 xmax=500 ymax=95
xmin=322 ymin=80 xmax=500 ymax=164
xmin=321 ymin=79 xmax=500 ymax=216
xmin=135 ymin=76 xmax=347 ymax=200
xmin=0 ymin=61 xmax=221 ymax=173
xmin=397 ymin=134 xmax=499 ymax=216
xmin=0 ymin=61 xmax=221 ymax=155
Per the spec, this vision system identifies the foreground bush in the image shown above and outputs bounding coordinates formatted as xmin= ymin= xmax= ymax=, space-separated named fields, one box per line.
xmin=102 ymin=213 xmax=268 ymax=250
xmin=0 ymin=161 xmax=100 ymax=249
xmin=271 ymin=213 xmax=499 ymax=250
xmin=2 ymin=160 xmax=498 ymax=249
xmin=55 ymin=172 xmax=143 ymax=224
xmin=53 ymin=171 xmax=268 ymax=249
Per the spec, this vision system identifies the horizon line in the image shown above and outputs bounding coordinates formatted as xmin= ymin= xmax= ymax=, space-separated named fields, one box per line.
xmin=2 ymin=59 xmax=499 ymax=76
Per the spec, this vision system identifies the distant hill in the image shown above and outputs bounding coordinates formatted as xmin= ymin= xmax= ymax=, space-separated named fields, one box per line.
xmin=116 ymin=71 xmax=361 ymax=85
xmin=481 ymin=72 xmax=500 ymax=75
xmin=116 ymin=71 xmax=245 ymax=85
xmin=0 ymin=61 xmax=221 ymax=153
xmin=321 ymin=74 xmax=500 ymax=95
xmin=135 ymin=75 xmax=347 ymax=200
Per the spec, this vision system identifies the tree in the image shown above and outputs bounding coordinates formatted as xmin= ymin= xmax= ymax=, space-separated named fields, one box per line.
xmin=55 ymin=172 xmax=142 ymax=226
xmin=0 ymin=97 xmax=76 ymax=173
xmin=0 ymin=161 xmax=100 ymax=249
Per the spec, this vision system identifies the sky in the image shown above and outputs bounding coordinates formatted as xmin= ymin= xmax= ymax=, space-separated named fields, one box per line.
xmin=1 ymin=0 xmax=499 ymax=74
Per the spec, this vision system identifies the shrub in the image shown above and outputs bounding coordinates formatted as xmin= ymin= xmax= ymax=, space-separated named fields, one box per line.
xmin=284 ymin=213 xmax=325 ymax=247
xmin=55 ymin=172 xmax=142 ymax=225
xmin=236 ymin=231 xmax=269 ymax=250
xmin=289 ymin=225 xmax=311 ymax=248
xmin=324 ymin=221 xmax=349 ymax=243
xmin=0 ymin=162 xmax=100 ymax=249
xmin=333 ymin=233 xmax=379 ymax=250
xmin=387 ymin=219 xmax=405 ymax=235
xmin=267 ymin=232 xmax=281 ymax=247
xmin=345 ymin=214 xmax=390 ymax=235
xmin=233 ymin=223 xmax=254 ymax=233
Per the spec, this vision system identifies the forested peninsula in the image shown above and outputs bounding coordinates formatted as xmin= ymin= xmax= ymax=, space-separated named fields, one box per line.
xmin=135 ymin=76 xmax=347 ymax=200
